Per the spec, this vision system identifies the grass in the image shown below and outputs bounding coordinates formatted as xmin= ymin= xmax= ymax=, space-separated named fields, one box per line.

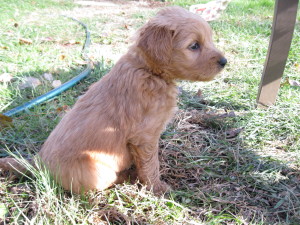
xmin=1 ymin=0 xmax=300 ymax=224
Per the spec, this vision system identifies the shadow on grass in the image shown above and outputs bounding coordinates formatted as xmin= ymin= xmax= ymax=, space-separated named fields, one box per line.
xmin=160 ymin=90 xmax=300 ymax=224
xmin=178 ymin=88 xmax=252 ymax=111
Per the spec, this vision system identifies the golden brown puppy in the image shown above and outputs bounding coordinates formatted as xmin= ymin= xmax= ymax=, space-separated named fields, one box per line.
xmin=0 ymin=6 xmax=226 ymax=195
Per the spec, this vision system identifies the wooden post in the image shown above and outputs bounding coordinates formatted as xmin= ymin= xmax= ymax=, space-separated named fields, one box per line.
xmin=256 ymin=0 xmax=299 ymax=108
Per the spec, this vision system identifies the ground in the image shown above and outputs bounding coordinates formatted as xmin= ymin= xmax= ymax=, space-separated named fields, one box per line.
xmin=0 ymin=0 xmax=300 ymax=224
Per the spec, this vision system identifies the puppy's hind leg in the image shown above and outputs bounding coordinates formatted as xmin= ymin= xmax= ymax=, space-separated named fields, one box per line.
xmin=58 ymin=155 xmax=121 ymax=194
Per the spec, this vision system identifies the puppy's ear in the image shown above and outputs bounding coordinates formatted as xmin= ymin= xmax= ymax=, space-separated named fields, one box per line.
xmin=137 ymin=25 xmax=174 ymax=65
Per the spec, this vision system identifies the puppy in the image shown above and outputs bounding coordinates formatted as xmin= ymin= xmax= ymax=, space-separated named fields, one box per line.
xmin=0 ymin=6 xmax=226 ymax=195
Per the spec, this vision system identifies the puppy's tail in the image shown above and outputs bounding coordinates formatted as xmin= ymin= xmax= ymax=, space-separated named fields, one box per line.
xmin=0 ymin=156 xmax=33 ymax=176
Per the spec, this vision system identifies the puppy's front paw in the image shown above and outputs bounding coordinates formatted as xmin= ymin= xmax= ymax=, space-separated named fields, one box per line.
xmin=152 ymin=181 xmax=171 ymax=195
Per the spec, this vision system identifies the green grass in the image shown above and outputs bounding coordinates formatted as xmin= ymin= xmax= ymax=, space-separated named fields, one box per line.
xmin=1 ymin=0 xmax=300 ymax=224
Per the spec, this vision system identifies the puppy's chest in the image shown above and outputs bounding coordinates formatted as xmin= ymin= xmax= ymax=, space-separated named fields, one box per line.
xmin=146 ymin=85 xmax=178 ymax=122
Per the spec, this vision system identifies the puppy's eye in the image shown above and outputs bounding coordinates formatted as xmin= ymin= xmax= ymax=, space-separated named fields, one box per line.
xmin=189 ymin=42 xmax=200 ymax=50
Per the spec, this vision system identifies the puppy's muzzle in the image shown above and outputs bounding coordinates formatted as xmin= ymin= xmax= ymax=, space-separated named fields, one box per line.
xmin=218 ymin=57 xmax=227 ymax=68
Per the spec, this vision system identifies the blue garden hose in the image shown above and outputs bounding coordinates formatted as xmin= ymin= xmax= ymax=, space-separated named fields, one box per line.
xmin=3 ymin=16 xmax=92 ymax=117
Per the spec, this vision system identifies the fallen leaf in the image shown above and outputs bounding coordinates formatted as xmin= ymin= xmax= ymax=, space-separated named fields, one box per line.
xmin=63 ymin=40 xmax=81 ymax=46
xmin=56 ymin=105 xmax=71 ymax=118
xmin=19 ymin=37 xmax=33 ymax=45
xmin=0 ymin=73 xmax=13 ymax=82
xmin=58 ymin=54 xmax=66 ymax=60
xmin=289 ymin=80 xmax=300 ymax=87
xmin=52 ymin=80 xmax=62 ymax=88
xmin=19 ymin=77 xmax=41 ymax=89
xmin=0 ymin=45 xmax=8 ymax=50
xmin=42 ymin=73 xmax=53 ymax=81
xmin=56 ymin=105 xmax=71 ymax=113
xmin=0 ymin=114 xmax=13 ymax=128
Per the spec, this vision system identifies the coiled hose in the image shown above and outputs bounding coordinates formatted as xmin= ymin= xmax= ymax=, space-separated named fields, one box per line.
xmin=3 ymin=16 xmax=92 ymax=117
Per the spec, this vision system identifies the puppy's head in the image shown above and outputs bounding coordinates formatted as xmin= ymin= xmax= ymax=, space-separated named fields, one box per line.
xmin=137 ymin=6 xmax=227 ymax=81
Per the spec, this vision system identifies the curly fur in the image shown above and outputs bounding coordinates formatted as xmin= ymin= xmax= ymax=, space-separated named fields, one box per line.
xmin=0 ymin=6 xmax=226 ymax=195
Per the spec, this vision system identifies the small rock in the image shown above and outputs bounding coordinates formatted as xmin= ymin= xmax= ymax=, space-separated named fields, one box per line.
xmin=19 ymin=77 xmax=41 ymax=89
xmin=52 ymin=80 xmax=62 ymax=88
xmin=226 ymin=128 xmax=244 ymax=139
xmin=289 ymin=80 xmax=300 ymax=87
xmin=0 ymin=73 xmax=13 ymax=82
xmin=43 ymin=73 xmax=53 ymax=81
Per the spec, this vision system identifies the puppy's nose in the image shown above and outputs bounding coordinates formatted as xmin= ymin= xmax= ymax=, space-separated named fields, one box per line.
xmin=218 ymin=57 xmax=227 ymax=67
